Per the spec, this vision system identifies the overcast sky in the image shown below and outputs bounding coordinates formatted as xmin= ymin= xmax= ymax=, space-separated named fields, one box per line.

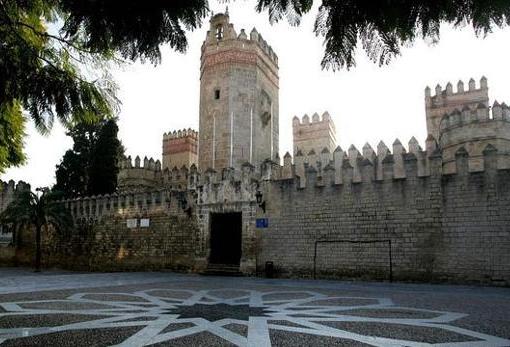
xmin=4 ymin=1 xmax=510 ymax=188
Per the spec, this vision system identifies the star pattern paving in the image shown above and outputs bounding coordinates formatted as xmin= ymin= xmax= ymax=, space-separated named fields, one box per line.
xmin=0 ymin=288 xmax=509 ymax=346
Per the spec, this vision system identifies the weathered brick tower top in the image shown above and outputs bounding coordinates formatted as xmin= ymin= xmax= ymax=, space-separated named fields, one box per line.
xmin=428 ymin=77 xmax=510 ymax=174
xmin=162 ymin=129 xmax=198 ymax=170
xmin=425 ymin=77 xmax=489 ymax=139
xmin=198 ymin=11 xmax=279 ymax=171
xmin=292 ymin=111 xmax=336 ymax=156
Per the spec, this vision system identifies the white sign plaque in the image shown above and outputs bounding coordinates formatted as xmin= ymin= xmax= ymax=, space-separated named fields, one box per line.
xmin=126 ymin=219 xmax=137 ymax=228
xmin=140 ymin=218 xmax=150 ymax=228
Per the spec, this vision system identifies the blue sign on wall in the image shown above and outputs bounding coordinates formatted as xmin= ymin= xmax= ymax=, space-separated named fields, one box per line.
xmin=256 ymin=218 xmax=269 ymax=228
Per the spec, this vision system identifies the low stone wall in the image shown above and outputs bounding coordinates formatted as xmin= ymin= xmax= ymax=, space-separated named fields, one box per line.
xmin=0 ymin=245 xmax=15 ymax=266
xmin=46 ymin=209 xmax=199 ymax=272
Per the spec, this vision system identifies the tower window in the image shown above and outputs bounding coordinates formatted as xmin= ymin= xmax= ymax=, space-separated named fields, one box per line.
xmin=214 ymin=89 xmax=220 ymax=100
xmin=216 ymin=25 xmax=224 ymax=40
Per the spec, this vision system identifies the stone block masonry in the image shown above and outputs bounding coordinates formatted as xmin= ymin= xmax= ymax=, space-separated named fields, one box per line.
xmin=293 ymin=111 xmax=337 ymax=157
xmin=256 ymin=136 xmax=510 ymax=285
xmin=2 ymin=134 xmax=509 ymax=285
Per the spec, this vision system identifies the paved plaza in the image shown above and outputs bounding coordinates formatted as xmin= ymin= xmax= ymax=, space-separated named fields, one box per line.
xmin=0 ymin=270 xmax=509 ymax=346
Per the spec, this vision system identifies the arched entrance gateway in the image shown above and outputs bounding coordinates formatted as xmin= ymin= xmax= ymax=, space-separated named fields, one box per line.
xmin=195 ymin=166 xmax=260 ymax=275
xmin=209 ymin=212 xmax=242 ymax=265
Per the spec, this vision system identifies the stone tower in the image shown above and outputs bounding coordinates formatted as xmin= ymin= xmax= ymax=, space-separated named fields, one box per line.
xmin=425 ymin=77 xmax=489 ymax=139
xmin=427 ymin=77 xmax=510 ymax=174
xmin=292 ymin=112 xmax=336 ymax=156
xmin=198 ymin=11 xmax=279 ymax=171
xmin=162 ymin=129 xmax=198 ymax=170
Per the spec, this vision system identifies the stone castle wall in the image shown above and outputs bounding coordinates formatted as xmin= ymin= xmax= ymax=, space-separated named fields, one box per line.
xmin=2 ymin=137 xmax=509 ymax=284
xmin=40 ymin=190 xmax=198 ymax=271
xmin=256 ymin=140 xmax=510 ymax=284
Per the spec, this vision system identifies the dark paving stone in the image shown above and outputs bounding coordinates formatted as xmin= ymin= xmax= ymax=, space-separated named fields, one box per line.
xmin=2 ymin=326 xmax=141 ymax=347
xmin=288 ymin=313 xmax=334 ymax=318
xmin=319 ymin=321 xmax=481 ymax=343
xmin=0 ymin=314 xmax=109 ymax=328
xmin=332 ymin=308 xmax=440 ymax=319
xmin=222 ymin=323 xmax=248 ymax=337
xmin=269 ymin=320 xmax=310 ymax=329
xmin=208 ymin=290 xmax=249 ymax=299
xmin=269 ymin=330 xmax=372 ymax=346
xmin=148 ymin=290 xmax=193 ymax=300
xmin=302 ymin=298 xmax=378 ymax=306
xmin=233 ymin=298 xmax=248 ymax=303
xmin=148 ymin=331 xmax=236 ymax=347
xmin=161 ymin=322 xmax=195 ymax=333
xmin=81 ymin=294 xmax=149 ymax=302
xmin=263 ymin=293 xmax=312 ymax=301
xmin=116 ymin=316 xmax=159 ymax=322
xmin=452 ymin=317 xmax=510 ymax=341
xmin=166 ymin=303 xmax=269 ymax=321
xmin=106 ymin=309 xmax=149 ymax=314
xmin=19 ymin=301 xmax=113 ymax=311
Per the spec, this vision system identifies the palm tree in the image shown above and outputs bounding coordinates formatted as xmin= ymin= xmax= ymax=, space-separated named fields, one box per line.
xmin=0 ymin=188 xmax=73 ymax=272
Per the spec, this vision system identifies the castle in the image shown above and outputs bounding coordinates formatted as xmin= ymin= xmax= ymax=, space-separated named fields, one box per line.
xmin=1 ymin=12 xmax=509 ymax=285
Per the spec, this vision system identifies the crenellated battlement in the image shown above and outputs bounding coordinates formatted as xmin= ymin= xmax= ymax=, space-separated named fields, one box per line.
xmin=425 ymin=77 xmax=489 ymax=139
xmin=120 ymin=155 xmax=161 ymax=171
xmin=248 ymin=27 xmax=278 ymax=65
xmin=118 ymin=154 xmax=200 ymax=193
xmin=293 ymin=111 xmax=337 ymax=157
xmin=0 ymin=180 xmax=30 ymax=213
xmin=425 ymin=77 xmax=488 ymax=101
xmin=275 ymin=136 xmax=508 ymax=187
xmin=58 ymin=189 xmax=196 ymax=221
xmin=162 ymin=128 xmax=198 ymax=171
xmin=202 ymin=12 xmax=279 ymax=69
xmin=439 ymin=102 xmax=510 ymax=131
xmin=118 ymin=155 xmax=162 ymax=192
xmin=437 ymin=102 xmax=510 ymax=173
xmin=162 ymin=128 xmax=198 ymax=141
xmin=292 ymin=111 xmax=333 ymax=126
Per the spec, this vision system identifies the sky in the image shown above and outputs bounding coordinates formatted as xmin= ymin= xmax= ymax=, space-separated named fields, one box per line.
xmin=4 ymin=1 xmax=510 ymax=188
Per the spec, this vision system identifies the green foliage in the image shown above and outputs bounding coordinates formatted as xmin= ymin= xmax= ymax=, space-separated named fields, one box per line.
xmin=58 ymin=0 xmax=209 ymax=64
xmin=49 ymin=0 xmax=510 ymax=70
xmin=54 ymin=119 xmax=124 ymax=198
xmin=0 ymin=101 xmax=25 ymax=173
xmin=0 ymin=0 xmax=118 ymax=172
xmin=88 ymin=120 xmax=123 ymax=195
xmin=256 ymin=0 xmax=510 ymax=69
xmin=0 ymin=188 xmax=73 ymax=271
xmin=2 ymin=0 xmax=509 ymax=175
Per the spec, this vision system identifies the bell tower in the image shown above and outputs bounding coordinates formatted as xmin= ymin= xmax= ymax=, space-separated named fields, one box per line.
xmin=198 ymin=11 xmax=279 ymax=171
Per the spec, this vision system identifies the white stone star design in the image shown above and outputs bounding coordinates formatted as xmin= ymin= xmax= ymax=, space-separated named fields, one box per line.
xmin=0 ymin=288 xmax=509 ymax=346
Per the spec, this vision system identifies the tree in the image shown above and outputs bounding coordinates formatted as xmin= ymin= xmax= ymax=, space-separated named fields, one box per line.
xmin=54 ymin=119 xmax=123 ymax=198
xmin=255 ymin=0 xmax=510 ymax=69
xmin=0 ymin=101 xmax=25 ymax=173
xmin=88 ymin=120 xmax=123 ymax=195
xmin=0 ymin=0 xmax=125 ymax=173
xmin=0 ymin=188 xmax=73 ymax=272
xmin=55 ymin=0 xmax=510 ymax=70
xmin=2 ymin=0 xmax=509 ymax=173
